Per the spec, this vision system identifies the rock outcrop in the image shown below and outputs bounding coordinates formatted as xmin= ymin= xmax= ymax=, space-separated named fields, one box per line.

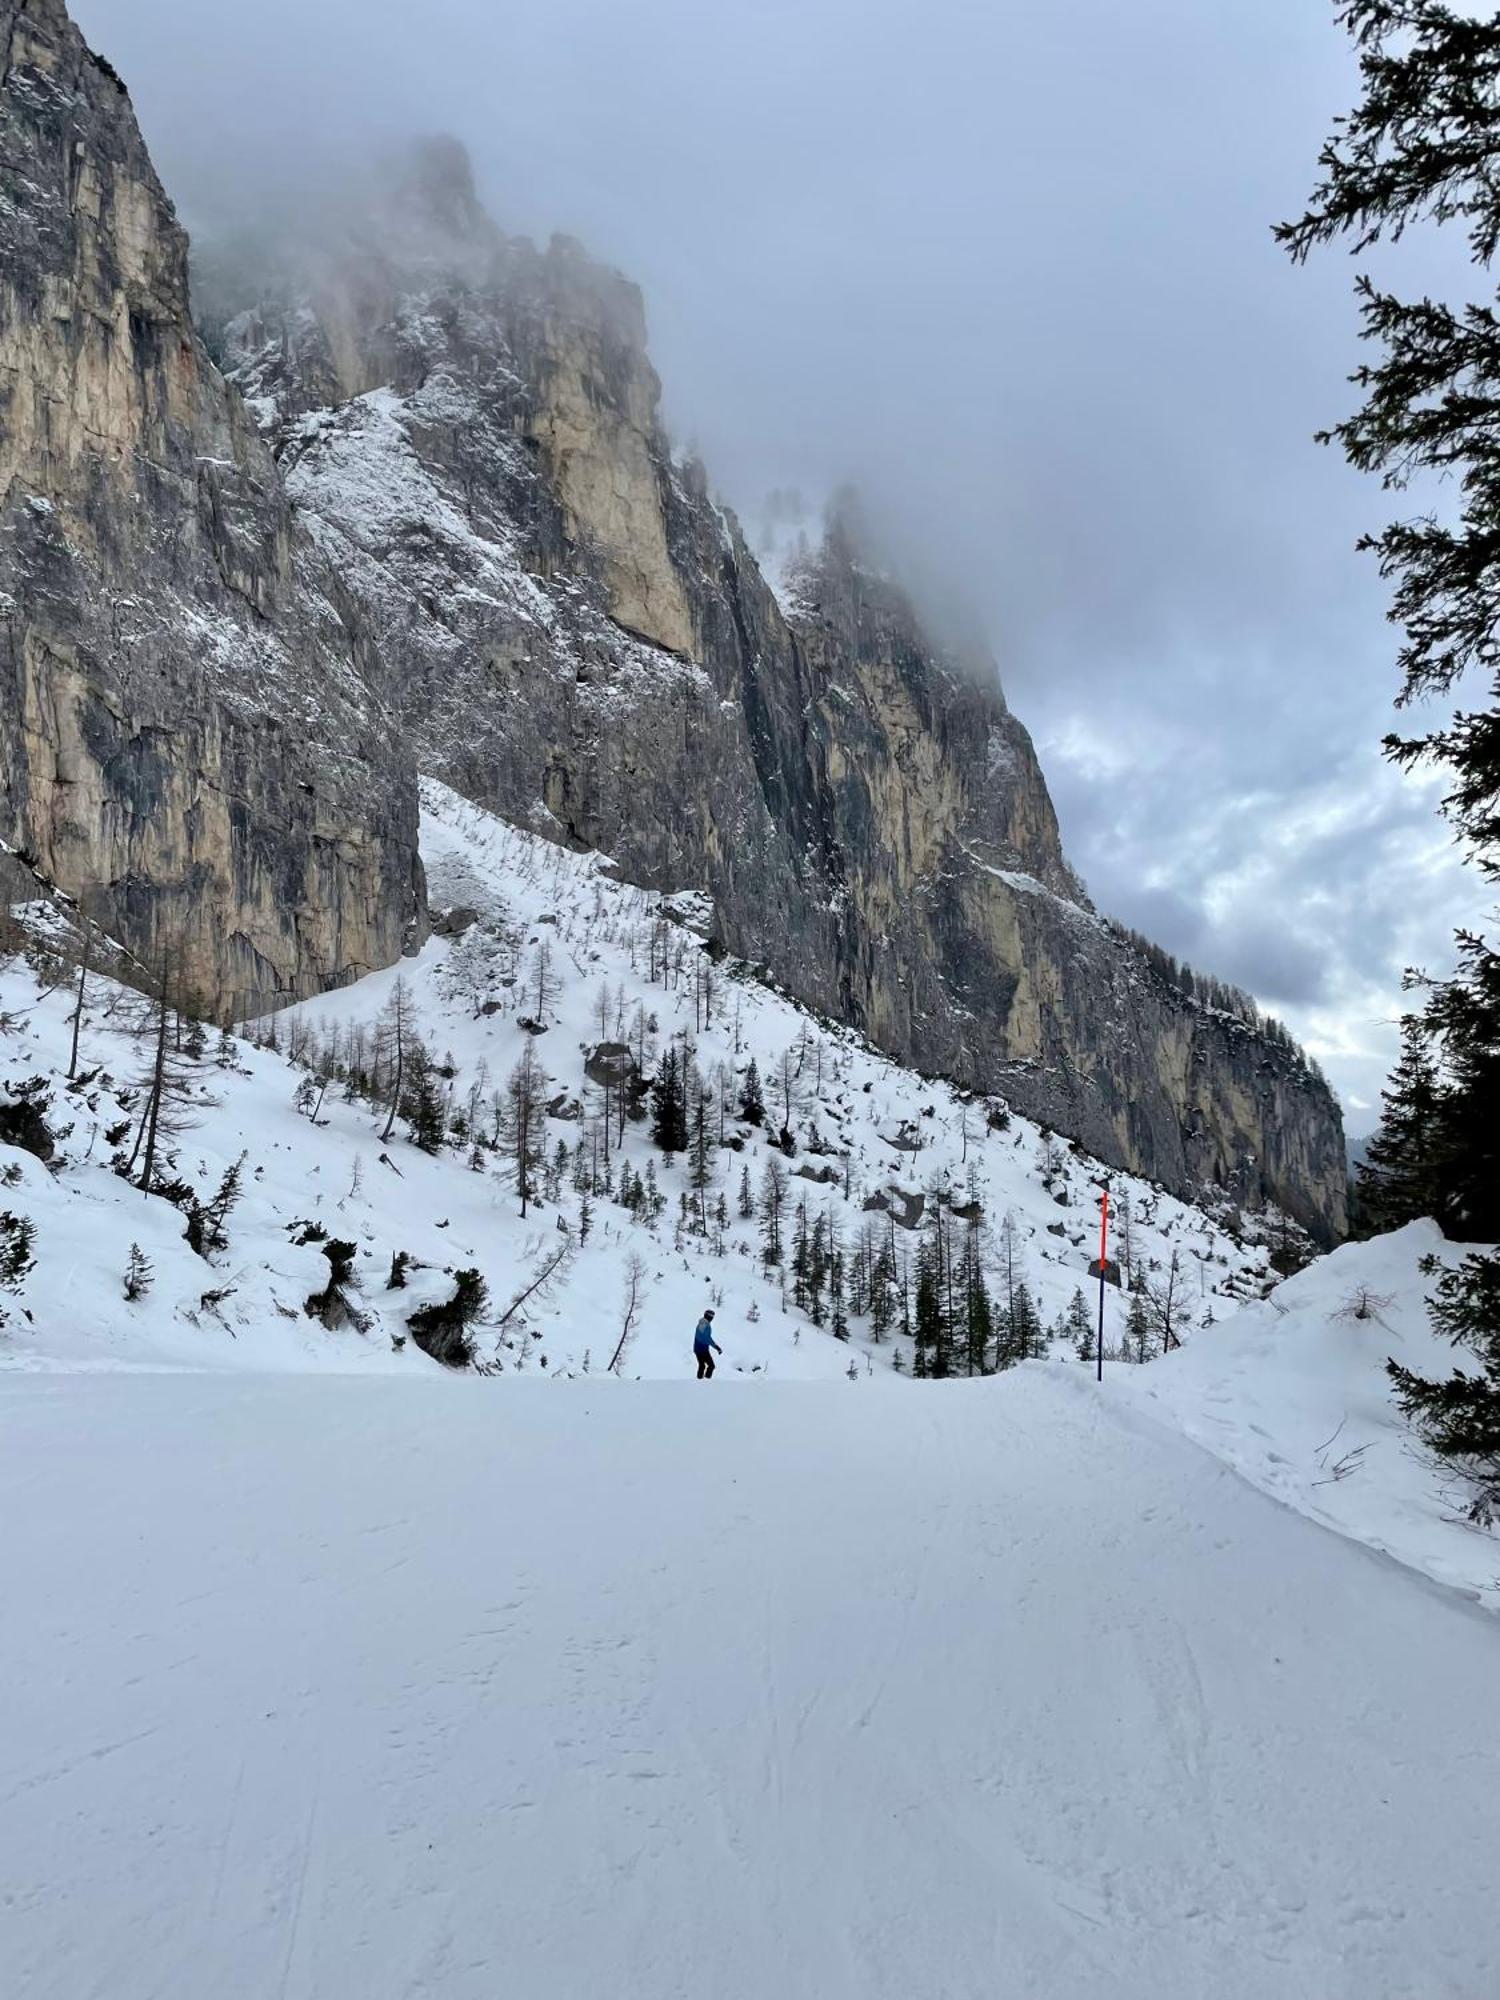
xmin=213 ymin=137 xmax=1346 ymax=1237
xmin=0 ymin=0 xmax=422 ymax=1011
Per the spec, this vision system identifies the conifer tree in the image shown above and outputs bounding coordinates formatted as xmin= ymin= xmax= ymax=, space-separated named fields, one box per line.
xmin=1356 ymin=1014 xmax=1446 ymax=1232
xmin=1282 ymin=0 xmax=1500 ymax=1497
xmin=1127 ymin=1289 xmax=1153 ymax=1365
xmin=188 ymin=1153 xmax=245 ymax=1260
xmin=402 ymin=1040 xmax=447 ymax=1155
xmin=738 ymin=1058 xmax=765 ymax=1126
xmin=869 ymin=1230 xmax=897 ymax=1343
xmin=650 ymin=1047 xmax=689 ymax=1158
xmin=0 ymin=1211 xmax=36 ymax=1293
xmin=759 ymin=1156 xmax=788 ymax=1267
xmin=1011 ymin=1281 xmax=1043 ymax=1362
xmin=913 ymin=1237 xmax=941 ymax=1378
xmin=830 ymin=1246 xmax=849 ymax=1340
xmin=1066 ymin=1286 xmax=1093 ymax=1363
xmin=738 ymin=1162 xmax=755 ymax=1220
xmin=689 ymin=1089 xmax=714 ymax=1232
xmin=123 ymin=1242 xmax=154 ymax=1303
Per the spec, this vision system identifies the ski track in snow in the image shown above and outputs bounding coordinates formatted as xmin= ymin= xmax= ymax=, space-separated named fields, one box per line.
xmin=2 ymin=1371 xmax=1496 ymax=2000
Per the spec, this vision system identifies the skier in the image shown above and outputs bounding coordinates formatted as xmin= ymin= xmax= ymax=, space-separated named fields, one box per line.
xmin=693 ymin=1309 xmax=721 ymax=1378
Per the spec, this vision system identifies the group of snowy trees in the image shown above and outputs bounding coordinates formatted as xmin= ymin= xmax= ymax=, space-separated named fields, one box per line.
xmin=1109 ymin=923 xmax=1327 ymax=1082
xmin=1284 ymin=0 xmax=1500 ymax=1514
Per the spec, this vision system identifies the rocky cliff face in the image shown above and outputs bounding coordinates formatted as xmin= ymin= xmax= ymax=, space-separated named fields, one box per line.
xmin=0 ymin=0 xmax=422 ymax=1010
xmin=212 ymin=137 xmax=1346 ymax=1237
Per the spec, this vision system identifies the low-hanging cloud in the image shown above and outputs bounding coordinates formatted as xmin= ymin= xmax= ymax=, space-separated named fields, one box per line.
xmin=72 ymin=0 xmax=1490 ymax=1132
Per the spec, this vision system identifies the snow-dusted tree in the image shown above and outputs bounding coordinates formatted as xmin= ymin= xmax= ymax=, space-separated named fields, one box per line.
xmin=66 ymin=906 xmax=95 ymax=1082
xmin=610 ymin=1253 xmax=650 ymax=1374
xmin=529 ymin=939 xmax=556 ymax=1025
xmin=123 ymin=1242 xmax=154 ymax=1303
xmin=868 ymin=1224 xmax=898 ymax=1343
xmin=1127 ymin=1289 xmax=1153 ymax=1365
xmin=1145 ymin=1250 xmax=1187 ymax=1354
xmin=959 ymin=1207 xmax=993 ymax=1375
xmin=1066 ymin=1286 xmax=1094 ymax=1362
xmin=401 ymin=1039 xmax=447 ymax=1155
xmin=501 ymin=1043 xmax=548 ymax=1218
xmin=773 ymin=1045 xmax=802 ymax=1139
xmin=650 ymin=1046 xmax=689 ymax=1158
xmin=688 ymin=1088 xmax=714 ymax=1232
xmin=124 ymin=947 xmax=204 ymax=1191
xmin=187 ymin=1153 xmax=245 ymax=1260
xmin=830 ymin=1242 xmax=849 ymax=1341
xmin=994 ymin=1210 xmax=1025 ymax=1368
xmin=759 ymin=1155 xmax=788 ymax=1267
xmin=0 ymin=1210 xmax=36 ymax=1293
xmin=738 ymin=1162 xmax=755 ymax=1220
xmin=913 ymin=1233 xmax=942 ymax=1377
xmin=738 ymin=1057 xmax=765 ymax=1126
xmin=376 ymin=978 xmax=412 ymax=1145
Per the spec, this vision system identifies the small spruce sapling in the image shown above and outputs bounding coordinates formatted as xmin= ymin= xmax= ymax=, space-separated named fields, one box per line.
xmin=123 ymin=1242 xmax=154 ymax=1303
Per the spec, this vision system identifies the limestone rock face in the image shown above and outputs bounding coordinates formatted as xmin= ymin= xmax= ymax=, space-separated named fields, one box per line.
xmin=214 ymin=137 xmax=1346 ymax=1237
xmin=0 ymin=0 xmax=422 ymax=1011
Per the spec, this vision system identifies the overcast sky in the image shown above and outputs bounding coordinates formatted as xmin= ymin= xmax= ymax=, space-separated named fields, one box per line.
xmin=75 ymin=0 xmax=1492 ymax=1134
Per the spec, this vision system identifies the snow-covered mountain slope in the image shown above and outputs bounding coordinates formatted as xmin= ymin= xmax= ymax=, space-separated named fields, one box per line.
xmin=1130 ymin=1219 xmax=1500 ymax=1609
xmin=0 ymin=780 xmax=1282 ymax=1383
xmin=211 ymin=137 xmax=1347 ymax=1239
xmin=4 ymin=1369 xmax=1496 ymax=2000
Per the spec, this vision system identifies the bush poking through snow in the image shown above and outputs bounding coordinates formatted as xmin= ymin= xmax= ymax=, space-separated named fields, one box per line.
xmin=407 ymin=1268 xmax=488 ymax=1368
xmin=304 ymin=1239 xmax=366 ymax=1332
xmin=0 ymin=1209 xmax=36 ymax=1291
xmin=0 ymin=1085 xmax=54 ymax=1163
xmin=1334 ymin=1284 xmax=1397 ymax=1328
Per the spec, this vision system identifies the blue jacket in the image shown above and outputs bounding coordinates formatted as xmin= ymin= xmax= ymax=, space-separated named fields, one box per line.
xmin=694 ymin=1318 xmax=721 ymax=1354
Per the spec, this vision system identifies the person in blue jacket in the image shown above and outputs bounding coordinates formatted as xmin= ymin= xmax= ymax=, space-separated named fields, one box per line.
xmin=693 ymin=1309 xmax=721 ymax=1378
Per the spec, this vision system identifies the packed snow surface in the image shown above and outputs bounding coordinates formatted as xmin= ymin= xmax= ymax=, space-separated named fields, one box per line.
xmin=3 ymin=1369 xmax=1496 ymax=2000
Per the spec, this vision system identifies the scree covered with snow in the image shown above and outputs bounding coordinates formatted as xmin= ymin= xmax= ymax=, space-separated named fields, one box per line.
xmin=2 ymin=781 xmax=1498 ymax=1998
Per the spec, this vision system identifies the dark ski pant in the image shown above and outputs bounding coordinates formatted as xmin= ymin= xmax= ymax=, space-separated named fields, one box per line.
xmin=696 ymin=1350 xmax=715 ymax=1378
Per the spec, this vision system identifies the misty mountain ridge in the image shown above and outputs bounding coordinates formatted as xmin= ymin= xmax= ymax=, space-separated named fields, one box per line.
xmin=0 ymin=7 xmax=1343 ymax=1236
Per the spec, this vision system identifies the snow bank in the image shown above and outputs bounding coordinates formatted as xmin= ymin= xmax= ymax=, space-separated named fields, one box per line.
xmin=1129 ymin=1220 xmax=1500 ymax=1609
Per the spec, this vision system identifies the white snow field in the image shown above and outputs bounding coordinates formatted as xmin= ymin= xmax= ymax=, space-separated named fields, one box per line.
xmin=3 ymin=1368 xmax=1496 ymax=2000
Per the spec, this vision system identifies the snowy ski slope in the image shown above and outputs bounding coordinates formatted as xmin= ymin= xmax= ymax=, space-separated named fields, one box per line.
xmin=2 ymin=1369 xmax=1496 ymax=2000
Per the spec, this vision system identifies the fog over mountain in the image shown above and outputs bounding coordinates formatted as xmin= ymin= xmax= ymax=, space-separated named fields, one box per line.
xmin=71 ymin=0 xmax=1488 ymax=1132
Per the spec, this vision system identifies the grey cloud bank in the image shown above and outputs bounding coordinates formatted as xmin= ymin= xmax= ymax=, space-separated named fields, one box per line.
xmin=73 ymin=0 xmax=1487 ymax=1132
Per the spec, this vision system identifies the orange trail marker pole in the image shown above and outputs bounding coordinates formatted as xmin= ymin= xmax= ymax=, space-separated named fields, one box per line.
xmin=1096 ymin=1184 xmax=1110 ymax=1383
